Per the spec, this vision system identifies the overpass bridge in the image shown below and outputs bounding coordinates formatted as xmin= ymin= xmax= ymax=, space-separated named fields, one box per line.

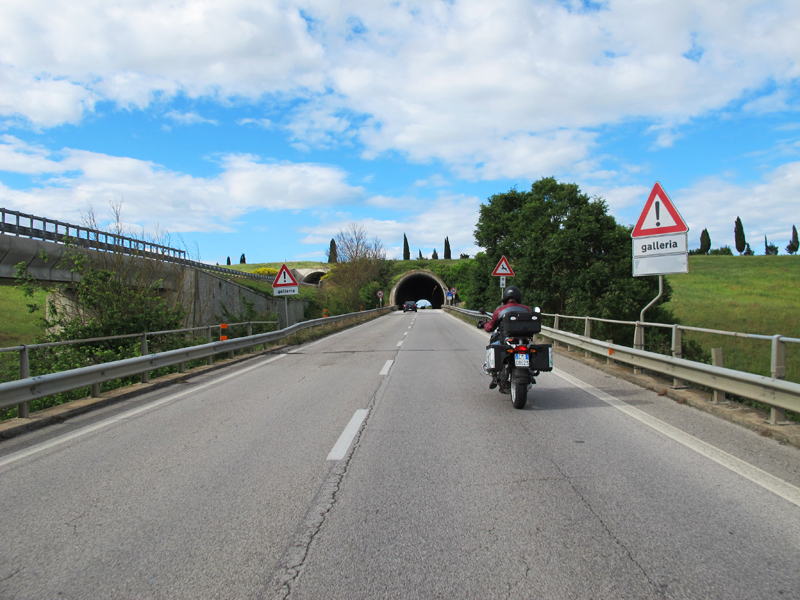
xmin=0 ymin=309 xmax=798 ymax=598
xmin=0 ymin=208 xmax=306 ymax=327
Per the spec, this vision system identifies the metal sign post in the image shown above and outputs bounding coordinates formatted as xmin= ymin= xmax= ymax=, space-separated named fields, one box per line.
xmin=631 ymin=183 xmax=688 ymax=372
xmin=272 ymin=264 xmax=300 ymax=327
xmin=492 ymin=256 xmax=515 ymax=300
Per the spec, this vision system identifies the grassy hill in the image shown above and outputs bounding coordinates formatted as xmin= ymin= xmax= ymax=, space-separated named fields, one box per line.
xmin=664 ymin=255 xmax=800 ymax=382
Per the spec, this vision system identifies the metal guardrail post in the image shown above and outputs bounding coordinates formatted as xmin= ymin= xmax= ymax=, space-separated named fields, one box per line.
xmin=92 ymin=382 xmax=101 ymax=397
xmin=206 ymin=327 xmax=213 ymax=365
xmin=770 ymin=335 xmax=788 ymax=424
xmin=18 ymin=346 xmax=30 ymax=418
xmin=712 ymin=348 xmax=725 ymax=404
xmin=671 ymin=325 xmax=685 ymax=388
xmin=606 ymin=340 xmax=614 ymax=365
xmin=633 ymin=322 xmax=644 ymax=374
xmin=553 ymin=315 xmax=560 ymax=348
xmin=246 ymin=322 xmax=253 ymax=354
xmin=584 ymin=318 xmax=592 ymax=358
xmin=140 ymin=334 xmax=150 ymax=384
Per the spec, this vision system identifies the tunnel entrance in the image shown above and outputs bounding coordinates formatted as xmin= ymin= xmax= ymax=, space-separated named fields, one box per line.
xmin=391 ymin=270 xmax=447 ymax=309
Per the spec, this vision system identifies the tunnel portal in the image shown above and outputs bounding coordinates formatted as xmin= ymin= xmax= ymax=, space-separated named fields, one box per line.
xmin=391 ymin=270 xmax=447 ymax=309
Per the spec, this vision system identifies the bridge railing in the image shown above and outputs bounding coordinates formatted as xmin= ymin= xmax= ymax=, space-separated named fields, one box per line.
xmin=444 ymin=306 xmax=800 ymax=425
xmin=0 ymin=308 xmax=392 ymax=419
xmin=1 ymin=207 xmax=275 ymax=283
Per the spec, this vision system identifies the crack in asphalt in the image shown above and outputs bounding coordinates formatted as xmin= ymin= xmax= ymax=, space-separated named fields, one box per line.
xmin=0 ymin=568 xmax=21 ymax=584
xmin=547 ymin=458 xmax=665 ymax=598
xmin=262 ymin=355 xmax=395 ymax=600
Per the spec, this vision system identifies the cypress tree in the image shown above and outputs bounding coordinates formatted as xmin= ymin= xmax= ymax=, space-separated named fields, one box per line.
xmin=786 ymin=225 xmax=799 ymax=255
xmin=432 ymin=248 xmax=439 ymax=260
xmin=240 ymin=253 xmax=246 ymax=264
xmin=765 ymin=235 xmax=779 ymax=255
xmin=700 ymin=229 xmax=711 ymax=255
xmin=734 ymin=217 xmax=746 ymax=254
xmin=328 ymin=239 xmax=338 ymax=263
xmin=444 ymin=237 xmax=451 ymax=259
xmin=226 ymin=256 xmax=231 ymax=266
xmin=403 ymin=234 xmax=410 ymax=260
xmin=418 ymin=249 xmax=423 ymax=259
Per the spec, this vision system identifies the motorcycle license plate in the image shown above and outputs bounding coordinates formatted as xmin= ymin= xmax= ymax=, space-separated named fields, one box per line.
xmin=514 ymin=353 xmax=529 ymax=367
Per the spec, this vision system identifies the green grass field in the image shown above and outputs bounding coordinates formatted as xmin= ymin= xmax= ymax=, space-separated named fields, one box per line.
xmin=664 ymin=255 xmax=800 ymax=383
xmin=0 ymin=285 xmax=46 ymax=347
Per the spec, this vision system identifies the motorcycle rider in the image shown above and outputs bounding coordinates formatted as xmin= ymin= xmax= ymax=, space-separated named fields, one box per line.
xmin=477 ymin=286 xmax=532 ymax=390
xmin=478 ymin=286 xmax=532 ymax=341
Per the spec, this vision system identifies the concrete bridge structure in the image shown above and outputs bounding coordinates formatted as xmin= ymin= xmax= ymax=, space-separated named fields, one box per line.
xmin=0 ymin=234 xmax=307 ymax=328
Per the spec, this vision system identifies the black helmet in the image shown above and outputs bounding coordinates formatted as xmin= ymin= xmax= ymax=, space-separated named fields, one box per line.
xmin=502 ymin=286 xmax=522 ymax=304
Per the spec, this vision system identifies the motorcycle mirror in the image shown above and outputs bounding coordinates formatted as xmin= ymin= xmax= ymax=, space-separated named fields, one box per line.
xmin=478 ymin=307 xmax=487 ymax=315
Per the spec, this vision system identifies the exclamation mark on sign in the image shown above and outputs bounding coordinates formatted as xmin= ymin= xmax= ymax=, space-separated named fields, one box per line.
xmin=655 ymin=201 xmax=661 ymax=227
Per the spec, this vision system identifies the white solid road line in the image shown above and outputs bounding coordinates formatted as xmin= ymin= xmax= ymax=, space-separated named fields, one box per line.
xmin=327 ymin=409 xmax=368 ymax=460
xmin=379 ymin=360 xmax=394 ymax=375
xmin=0 ymin=355 xmax=287 ymax=470
xmin=553 ymin=368 xmax=800 ymax=509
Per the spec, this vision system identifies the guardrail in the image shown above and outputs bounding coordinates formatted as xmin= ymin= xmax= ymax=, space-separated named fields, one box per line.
xmin=444 ymin=306 xmax=800 ymax=424
xmin=1 ymin=207 xmax=275 ymax=283
xmin=0 ymin=308 xmax=391 ymax=418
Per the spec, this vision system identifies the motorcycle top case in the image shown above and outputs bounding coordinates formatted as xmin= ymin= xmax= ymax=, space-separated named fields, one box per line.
xmin=528 ymin=343 xmax=553 ymax=371
xmin=504 ymin=312 xmax=542 ymax=336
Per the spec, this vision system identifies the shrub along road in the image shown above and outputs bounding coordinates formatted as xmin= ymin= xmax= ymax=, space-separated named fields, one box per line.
xmin=0 ymin=310 xmax=798 ymax=599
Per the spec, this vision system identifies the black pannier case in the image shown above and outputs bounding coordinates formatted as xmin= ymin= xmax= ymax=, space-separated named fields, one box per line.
xmin=504 ymin=312 xmax=542 ymax=336
xmin=528 ymin=343 xmax=553 ymax=371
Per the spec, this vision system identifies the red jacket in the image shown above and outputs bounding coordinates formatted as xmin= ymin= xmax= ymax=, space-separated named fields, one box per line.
xmin=483 ymin=300 xmax=532 ymax=332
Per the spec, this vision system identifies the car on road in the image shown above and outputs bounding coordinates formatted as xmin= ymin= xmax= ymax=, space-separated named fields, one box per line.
xmin=402 ymin=301 xmax=417 ymax=312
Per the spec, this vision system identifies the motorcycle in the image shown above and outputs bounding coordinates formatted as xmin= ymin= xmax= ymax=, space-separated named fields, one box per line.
xmin=478 ymin=307 xmax=553 ymax=409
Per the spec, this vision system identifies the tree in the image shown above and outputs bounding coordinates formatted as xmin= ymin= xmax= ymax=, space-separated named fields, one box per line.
xmin=431 ymin=248 xmax=439 ymax=260
xmin=460 ymin=253 xmax=470 ymax=259
xmin=699 ymin=229 xmax=711 ymax=255
xmin=709 ymin=246 xmax=733 ymax=255
xmin=473 ymin=177 xmax=674 ymax=342
xmin=786 ymin=225 xmax=799 ymax=255
xmin=734 ymin=217 xmax=747 ymax=255
xmin=418 ymin=249 xmax=423 ymax=259
xmin=327 ymin=239 xmax=338 ymax=263
xmin=321 ymin=224 xmax=385 ymax=313
xmin=226 ymin=256 xmax=231 ymax=265
xmin=240 ymin=253 xmax=246 ymax=264
xmin=765 ymin=235 xmax=779 ymax=255
xmin=403 ymin=234 xmax=410 ymax=260
xmin=444 ymin=237 xmax=451 ymax=260
xmin=744 ymin=243 xmax=754 ymax=256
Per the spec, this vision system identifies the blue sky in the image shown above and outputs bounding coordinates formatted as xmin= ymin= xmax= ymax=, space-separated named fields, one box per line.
xmin=1 ymin=0 xmax=799 ymax=264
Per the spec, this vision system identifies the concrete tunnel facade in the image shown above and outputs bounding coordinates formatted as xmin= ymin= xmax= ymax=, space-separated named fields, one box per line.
xmin=389 ymin=269 xmax=448 ymax=309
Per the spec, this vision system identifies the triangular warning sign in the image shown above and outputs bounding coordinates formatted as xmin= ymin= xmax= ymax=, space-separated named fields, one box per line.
xmin=272 ymin=264 xmax=299 ymax=287
xmin=631 ymin=182 xmax=688 ymax=238
xmin=491 ymin=256 xmax=515 ymax=277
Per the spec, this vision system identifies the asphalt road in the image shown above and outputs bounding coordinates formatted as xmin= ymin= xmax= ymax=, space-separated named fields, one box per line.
xmin=1 ymin=310 xmax=799 ymax=599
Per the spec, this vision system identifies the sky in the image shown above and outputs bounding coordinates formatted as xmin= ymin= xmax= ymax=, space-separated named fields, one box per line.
xmin=1 ymin=0 xmax=799 ymax=264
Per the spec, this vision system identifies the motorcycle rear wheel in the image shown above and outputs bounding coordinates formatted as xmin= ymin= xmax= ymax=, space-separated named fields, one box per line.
xmin=510 ymin=381 xmax=527 ymax=409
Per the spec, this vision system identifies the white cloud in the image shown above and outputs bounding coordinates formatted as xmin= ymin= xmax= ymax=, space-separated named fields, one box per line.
xmin=236 ymin=118 xmax=274 ymax=128
xmin=1 ymin=0 xmax=800 ymax=179
xmin=0 ymin=138 xmax=363 ymax=232
xmin=165 ymin=111 xmax=218 ymax=126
